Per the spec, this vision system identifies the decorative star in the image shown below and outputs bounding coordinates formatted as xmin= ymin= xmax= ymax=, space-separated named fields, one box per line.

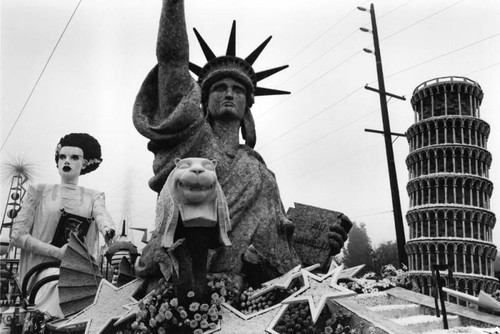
xmin=281 ymin=265 xmax=356 ymax=323
xmin=319 ymin=258 xmax=340 ymax=276
xmin=261 ymin=265 xmax=301 ymax=288
xmin=339 ymin=264 xmax=365 ymax=281
xmin=54 ymin=278 xmax=144 ymax=334
xmin=216 ymin=302 xmax=284 ymax=334
xmin=321 ymin=259 xmax=365 ymax=282
xmin=249 ymin=264 xmax=319 ymax=300
xmin=113 ymin=289 xmax=157 ymax=326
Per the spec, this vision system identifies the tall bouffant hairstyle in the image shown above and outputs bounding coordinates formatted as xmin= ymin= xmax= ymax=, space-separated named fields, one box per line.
xmin=55 ymin=133 xmax=102 ymax=175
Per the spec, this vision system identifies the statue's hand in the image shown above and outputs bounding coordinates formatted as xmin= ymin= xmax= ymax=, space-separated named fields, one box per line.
xmin=327 ymin=214 xmax=352 ymax=256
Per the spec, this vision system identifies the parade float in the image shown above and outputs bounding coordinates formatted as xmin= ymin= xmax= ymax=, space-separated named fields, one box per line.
xmin=2 ymin=1 xmax=500 ymax=334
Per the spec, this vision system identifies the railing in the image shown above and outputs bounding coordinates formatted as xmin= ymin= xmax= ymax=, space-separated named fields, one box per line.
xmin=413 ymin=76 xmax=481 ymax=95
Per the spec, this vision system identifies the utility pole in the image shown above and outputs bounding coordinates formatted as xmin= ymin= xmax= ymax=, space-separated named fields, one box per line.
xmin=359 ymin=3 xmax=408 ymax=267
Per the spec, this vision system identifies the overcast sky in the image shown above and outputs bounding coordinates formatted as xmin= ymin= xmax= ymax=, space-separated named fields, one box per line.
xmin=2 ymin=0 xmax=500 ymax=250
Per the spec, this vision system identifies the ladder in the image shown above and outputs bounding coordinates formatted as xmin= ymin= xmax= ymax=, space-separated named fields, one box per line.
xmin=1 ymin=174 xmax=29 ymax=261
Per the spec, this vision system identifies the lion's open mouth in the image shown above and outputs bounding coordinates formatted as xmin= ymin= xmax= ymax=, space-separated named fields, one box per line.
xmin=178 ymin=182 xmax=214 ymax=192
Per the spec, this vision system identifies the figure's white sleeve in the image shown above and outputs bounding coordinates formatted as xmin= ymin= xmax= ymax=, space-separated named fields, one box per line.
xmin=92 ymin=193 xmax=115 ymax=236
xmin=10 ymin=184 xmax=63 ymax=259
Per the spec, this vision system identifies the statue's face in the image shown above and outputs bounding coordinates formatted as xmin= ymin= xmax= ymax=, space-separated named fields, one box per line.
xmin=57 ymin=146 xmax=85 ymax=180
xmin=207 ymin=77 xmax=247 ymax=121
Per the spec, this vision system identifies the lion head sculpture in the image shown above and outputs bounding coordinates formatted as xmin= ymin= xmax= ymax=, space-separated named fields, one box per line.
xmin=172 ymin=157 xmax=218 ymax=206
xmin=157 ymin=157 xmax=231 ymax=249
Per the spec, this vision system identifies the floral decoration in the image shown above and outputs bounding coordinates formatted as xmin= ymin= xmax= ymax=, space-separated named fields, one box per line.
xmin=113 ymin=279 xmax=223 ymax=334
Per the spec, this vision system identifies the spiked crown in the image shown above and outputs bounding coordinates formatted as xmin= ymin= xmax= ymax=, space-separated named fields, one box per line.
xmin=189 ymin=21 xmax=290 ymax=108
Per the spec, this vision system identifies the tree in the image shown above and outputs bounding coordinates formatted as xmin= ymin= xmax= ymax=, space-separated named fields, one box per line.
xmin=373 ymin=240 xmax=400 ymax=269
xmin=343 ymin=221 xmax=374 ymax=273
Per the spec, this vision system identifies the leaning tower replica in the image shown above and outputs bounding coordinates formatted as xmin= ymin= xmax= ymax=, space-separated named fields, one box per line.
xmin=405 ymin=76 xmax=498 ymax=302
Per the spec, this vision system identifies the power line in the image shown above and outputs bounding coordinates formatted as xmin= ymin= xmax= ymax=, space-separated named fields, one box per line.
xmin=265 ymin=96 xmax=405 ymax=164
xmin=385 ymin=32 xmax=500 ymax=80
xmin=275 ymin=141 xmax=380 ymax=183
xmin=1 ymin=0 xmax=84 ymax=152
xmin=253 ymin=1 xmax=426 ymax=155
xmin=351 ymin=210 xmax=394 ymax=220
xmin=256 ymin=49 xmax=363 ymax=119
xmin=254 ymin=1 xmax=425 ymax=127
xmin=278 ymin=29 xmax=359 ymax=87
xmin=267 ymin=110 xmax=375 ymax=164
xmin=381 ymin=0 xmax=466 ymax=42
xmin=465 ymin=61 xmax=500 ymax=76
xmin=284 ymin=6 xmax=361 ymax=64
xmin=257 ymin=86 xmax=363 ymax=150
xmin=255 ymin=3 xmax=388 ymax=120
xmin=378 ymin=0 xmax=415 ymax=20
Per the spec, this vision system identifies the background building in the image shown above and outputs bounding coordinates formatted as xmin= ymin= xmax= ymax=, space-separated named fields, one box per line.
xmin=405 ymin=76 xmax=498 ymax=303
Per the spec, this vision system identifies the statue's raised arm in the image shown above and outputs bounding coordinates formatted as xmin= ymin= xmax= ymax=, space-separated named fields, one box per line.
xmin=156 ymin=0 xmax=192 ymax=116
